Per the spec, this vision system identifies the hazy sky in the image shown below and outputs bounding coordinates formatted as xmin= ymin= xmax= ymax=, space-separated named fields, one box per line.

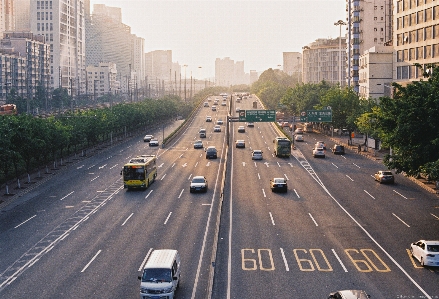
xmin=89 ymin=0 xmax=346 ymax=79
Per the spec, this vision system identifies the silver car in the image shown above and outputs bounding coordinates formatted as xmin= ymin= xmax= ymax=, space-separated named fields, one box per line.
xmin=410 ymin=240 xmax=439 ymax=266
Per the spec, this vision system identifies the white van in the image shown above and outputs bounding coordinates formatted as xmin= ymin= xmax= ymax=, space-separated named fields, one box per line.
xmin=138 ymin=249 xmax=181 ymax=299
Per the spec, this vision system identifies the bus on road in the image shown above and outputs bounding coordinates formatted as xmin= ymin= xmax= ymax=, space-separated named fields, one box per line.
xmin=273 ymin=137 xmax=291 ymax=157
xmin=121 ymin=155 xmax=157 ymax=190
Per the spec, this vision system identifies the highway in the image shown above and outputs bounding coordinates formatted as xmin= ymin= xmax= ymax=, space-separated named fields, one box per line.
xmin=0 ymin=94 xmax=438 ymax=298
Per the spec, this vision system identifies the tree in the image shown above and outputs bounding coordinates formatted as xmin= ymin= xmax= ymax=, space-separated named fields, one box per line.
xmin=375 ymin=64 xmax=439 ymax=178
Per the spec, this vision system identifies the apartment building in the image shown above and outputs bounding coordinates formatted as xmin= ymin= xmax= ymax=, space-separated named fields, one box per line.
xmin=346 ymin=0 xmax=392 ymax=91
xmin=359 ymin=46 xmax=393 ymax=99
xmin=302 ymin=38 xmax=347 ymax=86
xmin=30 ymin=0 xmax=86 ymax=95
xmin=86 ymin=62 xmax=118 ymax=99
xmin=0 ymin=32 xmax=50 ymax=103
xmin=394 ymin=0 xmax=439 ymax=83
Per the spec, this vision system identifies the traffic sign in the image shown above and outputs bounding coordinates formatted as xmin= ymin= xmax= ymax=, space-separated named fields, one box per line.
xmin=243 ymin=110 xmax=276 ymax=122
xmin=306 ymin=109 xmax=332 ymax=122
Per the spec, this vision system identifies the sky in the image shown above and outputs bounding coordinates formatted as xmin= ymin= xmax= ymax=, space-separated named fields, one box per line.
xmin=89 ymin=0 xmax=346 ymax=80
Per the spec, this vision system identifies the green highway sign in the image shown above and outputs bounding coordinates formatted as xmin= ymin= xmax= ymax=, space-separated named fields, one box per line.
xmin=241 ymin=110 xmax=276 ymax=122
xmin=306 ymin=109 xmax=332 ymax=122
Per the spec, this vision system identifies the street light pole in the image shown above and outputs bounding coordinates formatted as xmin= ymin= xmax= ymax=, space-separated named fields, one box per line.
xmin=183 ymin=64 xmax=188 ymax=102
xmin=334 ymin=20 xmax=346 ymax=87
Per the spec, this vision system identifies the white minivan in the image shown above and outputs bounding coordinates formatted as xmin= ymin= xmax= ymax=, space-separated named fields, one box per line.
xmin=138 ymin=249 xmax=181 ymax=299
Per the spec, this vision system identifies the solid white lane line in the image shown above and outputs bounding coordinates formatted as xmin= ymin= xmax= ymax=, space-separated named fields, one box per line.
xmin=121 ymin=213 xmax=134 ymax=226
xmin=392 ymin=213 xmax=410 ymax=227
xmin=364 ymin=190 xmax=375 ymax=199
xmin=308 ymin=213 xmax=318 ymax=226
xmin=164 ymin=212 xmax=172 ymax=225
xmin=81 ymin=250 xmax=101 ymax=273
xmin=280 ymin=248 xmax=290 ymax=271
xmin=393 ymin=190 xmax=408 ymax=199
xmin=269 ymin=212 xmax=275 ymax=225
xmin=14 ymin=215 xmax=37 ymax=229
xmin=353 ymin=163 xmax=360 ymax=168
xmin=332 ymin=163 xmax=338 ymax=168
xmin=145 ymin=190 xmax=153 ymax=199
xmin=332 ymin=249 xmax=348 ymax=272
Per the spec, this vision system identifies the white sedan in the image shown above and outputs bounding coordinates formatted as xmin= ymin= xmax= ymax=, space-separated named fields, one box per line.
xmin=312 ymin=147 xmax=325 ymax=158
xmin=410 ymin=240 xmax=439 ymax=266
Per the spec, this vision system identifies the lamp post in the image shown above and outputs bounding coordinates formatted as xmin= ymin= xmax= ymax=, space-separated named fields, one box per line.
xmin=198 ymin=66 xmax=202 ymax=92
xmin=183 ymin=64 xmax=188 ymax=102
xmin=334 ymin=20 xmax=346 ymax=87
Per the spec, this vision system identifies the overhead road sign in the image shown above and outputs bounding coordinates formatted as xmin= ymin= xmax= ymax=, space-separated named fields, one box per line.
xmin=242 ymin=110 xmax=276 ymax=122
xmin=306 ymin=109 xmax=332 ymax=122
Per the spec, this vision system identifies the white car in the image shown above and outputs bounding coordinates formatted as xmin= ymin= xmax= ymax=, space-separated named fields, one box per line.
xmin=216 ymin=119 xmax=223 ymax=125
xmin=251 ymin=150 xmax=263 ymax=160
xmin=294 ymin=134 xmax=304 ymax=142
xmin=312 ymin=147 xmax=325 ymax=158
xmin=410 ymin=240 xmax=439 ymax=266
xmin=190 ymin=176 xmax=208 ymax=193
xmin=149 ymin=139 xmax=159 ymax=146
xmin=315 ymin=141 xmax=326 ymax=149
xmin=246 ymin=122 xmax=254 ymax=127
xmin=213 ymin=125 xmax=221 ymax=132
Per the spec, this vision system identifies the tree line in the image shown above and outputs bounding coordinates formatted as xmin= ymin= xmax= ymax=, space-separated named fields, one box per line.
xmin=251 ymin=66 xmax=439 ymax=181
xmin=0 ymin=94 xmax=193 ymax=186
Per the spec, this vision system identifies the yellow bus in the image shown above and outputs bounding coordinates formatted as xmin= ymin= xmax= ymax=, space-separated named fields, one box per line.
xmin=121 ymin=155 xmax=157 ymax=190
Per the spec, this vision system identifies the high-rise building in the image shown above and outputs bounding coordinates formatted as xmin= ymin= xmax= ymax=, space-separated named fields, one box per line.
xmin=346 ymin=0 xmax=392 ymax=91
xmin=14 ymin=0 xmax=31 ymax=31
xmin=302 ymin=38 xmax=347 ymax=86
xmin=0 ymin=0 xmax=15 ymax=36
xmin=393 ymin=0 xmax=439 ymax=84
xmin=283 ymin=52 xmax=302 ymax=81
xmin=86 ymin=4 xmax=143 ymax=95
xmin=144 ymin=50 xmax=178 ymax=95
xmin=86 ymin=62 xmax=118 ymax=99
xmin=30 ymin=0 xmax=86 ymax=95
xmin=215 ymin=57 xmax=246 ymax=86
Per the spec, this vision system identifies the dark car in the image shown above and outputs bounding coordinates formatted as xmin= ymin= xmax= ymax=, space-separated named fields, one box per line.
xmin=270 ymin=177 xmax=288 ymax=192
xmin=374 ymin=170 xmax=395 ymax=184
xmin=332 ymin=144 xmax=345 ymax=155
xmin=205 ymin=146 xmax=217 ymax=159
xmin=235 ymin=140 xmax=245 ymax=148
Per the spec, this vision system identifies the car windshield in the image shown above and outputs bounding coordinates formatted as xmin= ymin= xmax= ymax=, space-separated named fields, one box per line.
xmin=141 ymin=268 xmax=172 ymax=283
xmin=192 ymin=178 xmax=205 ymax=183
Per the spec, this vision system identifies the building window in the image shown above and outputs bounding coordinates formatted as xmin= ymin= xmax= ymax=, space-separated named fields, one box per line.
xmin=374 ymin=5 xmax=377 ymax=10
xmin=381 ymin=28 xmax=383 ymax=31
xmin=50 ymin=23 xmax=53 ymax=31
xmin=37 ymin=1 xmax=40 ymax=9
xmin=37 ymin=12 xmax=40 ymax=20
xmin=37 ymin=23 xmax=40 ymax=31
xmin=374 ymin=17 xmax=377 ymax=20
xmin=46 ymin=12 xmax=48 ymax=20
xmin=374 ymin=28 xmax=377 ymax=31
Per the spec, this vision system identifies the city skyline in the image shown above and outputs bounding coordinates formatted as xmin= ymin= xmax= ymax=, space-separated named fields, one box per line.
xmin=89 ymin=0 xmax=346 ymax=79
